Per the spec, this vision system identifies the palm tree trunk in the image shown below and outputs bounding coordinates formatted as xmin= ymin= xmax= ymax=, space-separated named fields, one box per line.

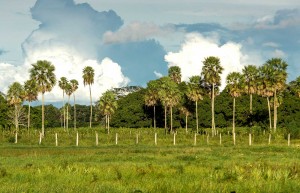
xmin=196 ymin=100 xmax=198 ymax=134
xmin=267 ymin=97 xmax=272 ymax=130
xmin=28 ymin=101 xmax=31 ymax=132
xmin=15 ymin=105 xmax=18 ymax=132
xmin=233 ymin=97 xmax=235 ymax=135
xmin=212 ymin=84 xmax=215 ymax=136
xmin=89 ymin=84 xmax=92 ymax=128
xmin=250 ymin=94 xmax=253 ymax=114
xmin=185 ymin=114 xmax=188 ymax=133
xmin=73 ymin=93 xmax=76 ymax=130
xmin=164 ymin=105 xmax=167 ymax=134
xmin=274 ymin=90 xmax=277 ymax=132
xmin=42 ymin=93 xmax=45 ymax=136
xmin=170 ymin=106 xmax=173 ymax=133
xmin=67 ymin=95 xmax=70 ymax=132
xmin=108 ymin=115 xmax=110 ymax=134
xmin=153 ymin=105 xmax=156 ymax=129
xmin=63 ymin=91 xmax=65 ymax=129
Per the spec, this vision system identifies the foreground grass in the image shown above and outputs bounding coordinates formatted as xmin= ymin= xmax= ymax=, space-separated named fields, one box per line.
xmin=1 ymin=127 xmax=300 ymax=192
xmin=1 ymin=144 xmax=300 ymax=192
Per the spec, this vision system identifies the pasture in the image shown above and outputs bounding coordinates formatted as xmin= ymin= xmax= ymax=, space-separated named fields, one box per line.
xmin=0 ymin=127 xmax=299 ymax=192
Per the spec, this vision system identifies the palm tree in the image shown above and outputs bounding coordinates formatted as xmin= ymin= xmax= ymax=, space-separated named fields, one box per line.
xmin=201 ymin=56 xmax=224 ymax=135
xmin=242 ymin=65 xmax=258 ymax=126
xmin=83 ymin=66 xmax=95 ymax=128
xmin=58 ymin=77 xmax=68 ymax=129
xmin=226 ymin=72 xmax=243 ymax=139
xmin=179 ymin=106 xmax=191 ymax=133
xmin=264 ymin=58 xmax=288 ymax=132
xmin=145 ymin=80 xmax=159 ymax=129
xmin=7 ymin=82 xmax=24 ymax=132
xmin=65 ymin=82 xmax=73 ymax=131
xmin=98 ymin=90 xmax=117 ymax=134
xmin=257 ymin=65 xmax=274 ymax=130
xmin=186 ymin=76 xmax=204 ymax=134
xmin=29 ymin=60 xmax=56 ymax=136
xmin=158 ymin=77 xmax=181 ymax=133
xmin=24 ymin=79 xmax=38 ymax=131
xmin=168 ymin=66 xmax=182 ymax=84
xmin=70 ymin=79 xmax=79 ymax=130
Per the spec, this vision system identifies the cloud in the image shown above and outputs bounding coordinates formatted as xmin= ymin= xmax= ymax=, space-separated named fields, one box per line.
xmin=103 ymin=22 xmax=174 ymax=44
xmin=165 ymin=33 xmax=257 ymax=89
xmin=4 ymin=0 xmax=129 ymax=104
xmin=154 ymin=71 xmax=163 ymax=78
xmin=254 ymin=9 xmax=300 ymax=29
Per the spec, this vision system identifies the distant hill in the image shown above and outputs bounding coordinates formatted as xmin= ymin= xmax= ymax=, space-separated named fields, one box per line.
xmin=112 ymin=86 xmax=143 ymax=99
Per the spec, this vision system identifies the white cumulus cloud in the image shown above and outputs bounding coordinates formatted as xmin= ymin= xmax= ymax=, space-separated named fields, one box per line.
xmin=165 ymin=33 xmax=256 ymax=89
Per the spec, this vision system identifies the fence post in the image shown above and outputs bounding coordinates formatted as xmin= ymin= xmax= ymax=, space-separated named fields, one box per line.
xmin=136 ymin=133 xmax=139 ymax=144
xmin=249 ymin=133 xmax=252 ymax=146
xmin=96 ymin=132 xmax=98 ymax=146
xmin=194 ymin=133 xmax=197 ymax=146
xmin=207 ymin=134 xmax=209 ymax=145
xmin=219 ymin=133 xmax=222 ymax=145
xmin=116 ymin=133 xmax=118 ymax=145
xmin=268 ymin=133 xmax=271 ymax=145
xmin=288 ymin=133 xmax=290 ymax=146
xmin=173 ymin=133 xmax=176 ymax=145
xmin=76 ymin=132 xmax=79 ymax=146
xmin=55 ymin=133 xmax=58 ymax=146
xmin=15 ymin=132 xmax=18 ymax=144
xmin=155 ymin=133 xmax=157 ymax=145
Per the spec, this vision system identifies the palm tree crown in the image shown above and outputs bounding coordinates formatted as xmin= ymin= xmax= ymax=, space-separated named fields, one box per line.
xmin=168 ymin=66 xmax=182 ymax=84
xmin=30 ymin=60 xmax=56 ymax=94
xmin=83 ymin=66 xmax=94 ymax=86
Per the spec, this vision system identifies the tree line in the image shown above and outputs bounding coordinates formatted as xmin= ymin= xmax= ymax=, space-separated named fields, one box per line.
xmin=1 ymin=57 xmax=300 ymax=138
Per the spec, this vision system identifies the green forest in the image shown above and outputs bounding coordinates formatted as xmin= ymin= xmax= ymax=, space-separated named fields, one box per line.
xmin=1 ymin=57 xmax=300 ymax=138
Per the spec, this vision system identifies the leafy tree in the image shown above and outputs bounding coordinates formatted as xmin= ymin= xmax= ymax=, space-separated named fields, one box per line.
xmin=168 ymin=66 xmax=182 ymax=84
xmin=186 ymin=76 xmax=204 ymax=133
xmin=58 ymin=77 xmax=68 ymax=129
xmin=24 ymin=79 xmax=38 ymax=130
xmin=83 ymin=66 xmax=94 ymax=128
xmin=242 ymin=65 xmax=258 ymax=126
xmin=226 ymin=72 xmax=244 ymax=136
xmin=6 ymin=82 xmax=24 ymax=131
xmin=29 ymin=60 xmax=56 ymax=136
xmin=0 ymin=93 xmax=9 ymax=129
xmin=98 ymin=90 xmax=117 ymax=133
xmin=65 ymin=82 xmax=73 ymax=131
xmin=264 ymin=58 xmax=288 ymax=132
xmin=70 ymin=79 xmax=79 ymax=130
xmin=201 ymin=56 xmax=224 ymax=135
xmin=158 ymin=77 xmax=181 ymax=133
xmin=145 ymin=80 xmax=160 ymax=129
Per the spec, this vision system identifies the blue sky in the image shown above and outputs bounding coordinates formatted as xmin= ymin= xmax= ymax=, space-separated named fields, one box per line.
xmin=0 ymin=0 xmax=300 ymax=104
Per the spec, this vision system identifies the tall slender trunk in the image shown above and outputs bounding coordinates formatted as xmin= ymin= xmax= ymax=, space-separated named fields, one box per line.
xmin=170 ymin=106 xmax=173 ymax=133
xmin=15 ymin=105 xmax=19 ymax=132
xmin=108 ymin=115 xmax=110 ymax=134
xmin=89 ymin=84 xmax=92 ymax=128
xmin=66 ymin=95 xmax=70 ymax=131
xmin=105 ymin=114 xmax=108 ymax=130
xmin=196 ymin=100 xmax=198 ymax=134
xmin=233 ymin=97 xmax=235 ymax=134
xmin=250 ymin=94 xmax=253 ymax=114
xmin=164 ymin=105 xmax=167 ymax=134
xmin=153 ymin=105 xmax=156 ymax=129
xmin=267 ymin=97 xmax=272 ymax=130
xmin=73 ymin=93 xmax=76 ymax=130
xmin=185 ymin=114 xmax=188 ymax=133
xmin=63 ymin=91 xmax=65 ymax=129
xmin=273 ymin=90 xmax=277 ymax=132
xmin=28 ymin=101 xmax=31 ymax=131
xmin=211 ymin=84 xmax=215 ymax=136
xmin=42 ymin=93 xmax=45 ymax=136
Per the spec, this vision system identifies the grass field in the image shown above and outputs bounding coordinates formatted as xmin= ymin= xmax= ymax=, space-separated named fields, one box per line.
xmin=0 ymin=127 xmax=300 ymax=192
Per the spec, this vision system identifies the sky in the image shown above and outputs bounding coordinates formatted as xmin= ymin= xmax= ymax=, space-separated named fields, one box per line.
xmin=0 ymin=0 xmax=300 ymax=105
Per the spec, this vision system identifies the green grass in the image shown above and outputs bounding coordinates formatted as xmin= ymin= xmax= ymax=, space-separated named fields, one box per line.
xmin=0 ymin=127 xmax=300 ymax=192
